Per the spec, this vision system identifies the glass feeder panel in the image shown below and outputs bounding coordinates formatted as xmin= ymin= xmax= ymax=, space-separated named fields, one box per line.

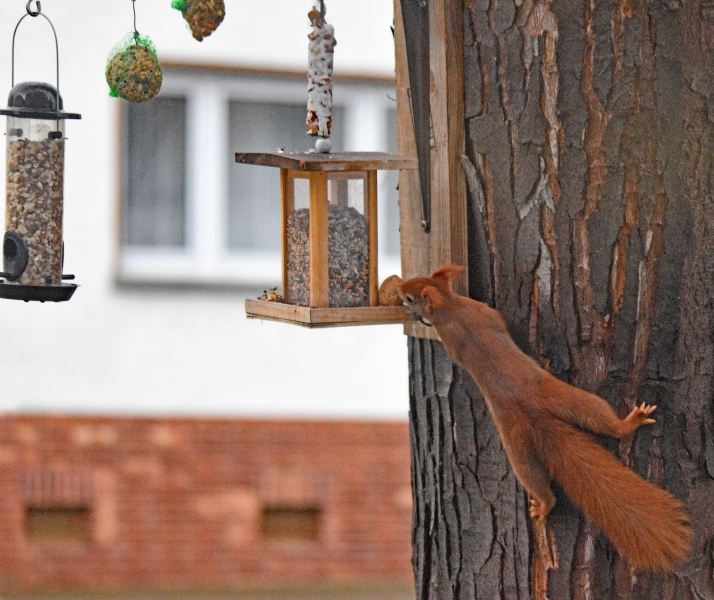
xmin=285 ymin=173 xmax=369 ymax=308
xmin=293 ymin=177 xmax=310 ymax=210
xmin=5 ymin=116 xmax=65 ymax=285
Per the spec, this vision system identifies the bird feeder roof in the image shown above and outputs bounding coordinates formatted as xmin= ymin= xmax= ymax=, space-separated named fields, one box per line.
xmin=234 ymin=151 xmax=418 ymax=172
xmin=0 ymin=82 xmax=81 ymax=120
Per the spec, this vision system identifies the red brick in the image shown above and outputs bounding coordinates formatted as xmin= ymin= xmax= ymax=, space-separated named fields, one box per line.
xmin=0 ymin=414 xmax=413 ymax=592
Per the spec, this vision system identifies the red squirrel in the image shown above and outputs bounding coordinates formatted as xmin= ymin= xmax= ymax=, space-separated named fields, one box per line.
xmin=399 ymin=265 xmax=692 ymax=572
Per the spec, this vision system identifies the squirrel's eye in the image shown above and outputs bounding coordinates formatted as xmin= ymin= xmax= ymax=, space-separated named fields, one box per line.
xmin=405 ymin=294 xmax=414 ymax=304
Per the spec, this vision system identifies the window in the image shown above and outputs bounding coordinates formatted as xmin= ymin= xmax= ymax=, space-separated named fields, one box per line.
xmin=261 ymin=505 xmax=321 ymax=542
xmin=22 ymin=469 xmax=93 ymax=545
xmin=118 ymin=66 xmax=400 ymax=287
xmin=123 ymin=97 xmax=187 ymax=247
xmin=227 ymin=101 xmax=345 ymax=253
xmin=25 ymin=505 xmax=92 ymax=544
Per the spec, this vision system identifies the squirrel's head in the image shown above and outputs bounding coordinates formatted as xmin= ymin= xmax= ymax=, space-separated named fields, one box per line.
xmin=399 ymin=265 xmax=464 ymax=326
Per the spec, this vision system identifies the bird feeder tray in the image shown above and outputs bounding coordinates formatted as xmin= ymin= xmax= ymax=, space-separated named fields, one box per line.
xmin=235 ymin=151 xmax=418 ymax=328
xmin=244 ymin=299 xmax=412 ymax=328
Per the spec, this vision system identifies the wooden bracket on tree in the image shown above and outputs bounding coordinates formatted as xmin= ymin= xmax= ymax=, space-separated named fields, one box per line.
xmin=394 ymin=0 xmax=468 ymax=341
xmin=399 ymin=0 xmax=431 ymax=233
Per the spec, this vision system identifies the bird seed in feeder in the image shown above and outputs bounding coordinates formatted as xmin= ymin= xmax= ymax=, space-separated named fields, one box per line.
xmin=286 ymin=205 xmax=369 ymax=308
xmin=5 ymin=138 xmax=64 ymax=285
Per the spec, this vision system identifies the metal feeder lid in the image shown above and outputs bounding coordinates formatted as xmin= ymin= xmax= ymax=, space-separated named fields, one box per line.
xmin=0 ymin=82 xmax=80 ymax=120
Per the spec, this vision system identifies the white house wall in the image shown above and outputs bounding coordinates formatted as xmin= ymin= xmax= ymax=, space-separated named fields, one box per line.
xmin=0 ymin=0 xmax=409 ymax=419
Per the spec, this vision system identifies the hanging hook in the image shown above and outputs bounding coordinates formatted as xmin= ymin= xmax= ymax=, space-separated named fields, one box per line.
xmin=26 ymin=1 xmax=41 ymax=17
xmin=12 ymin=5 xmax=60 ymax=96
xmin=319 ymin=0 xmax=326 ymax=21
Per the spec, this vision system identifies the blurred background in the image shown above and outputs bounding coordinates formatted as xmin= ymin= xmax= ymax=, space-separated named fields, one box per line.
xmin=0 ymin=0 xmax=414 ymax=597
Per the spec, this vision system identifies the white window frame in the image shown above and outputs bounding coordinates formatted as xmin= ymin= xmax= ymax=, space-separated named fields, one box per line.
xmin=117 ymin=66 xmax=400 ymax=287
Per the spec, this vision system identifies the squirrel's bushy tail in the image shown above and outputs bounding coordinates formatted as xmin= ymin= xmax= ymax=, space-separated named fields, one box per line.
xmin=536 ymin=420 xmax=692 ymax=571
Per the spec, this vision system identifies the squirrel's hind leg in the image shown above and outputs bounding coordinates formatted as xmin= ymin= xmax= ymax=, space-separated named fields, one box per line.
xmin=503 ymin=438 xmax=556 ymax=520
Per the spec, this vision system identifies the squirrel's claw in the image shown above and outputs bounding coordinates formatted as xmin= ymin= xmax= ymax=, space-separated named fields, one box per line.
xmin=621 ymin=403 xmax=658 ymax=435
xmin=529 ymin=497 xmax=549 ymax=520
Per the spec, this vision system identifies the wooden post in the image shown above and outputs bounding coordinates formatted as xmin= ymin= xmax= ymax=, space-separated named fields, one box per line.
xmin=330 ymin=178 xmax=349 ymax=207
xmin=394 ymin=0 xmax=467 ymax=338
xmin=367 ymin=170 xmax=379 ymax=306
xmin=309 ymin=172 xmax=329 ymax=308
xmin=280 ymin=168 xmax=294 ymax=301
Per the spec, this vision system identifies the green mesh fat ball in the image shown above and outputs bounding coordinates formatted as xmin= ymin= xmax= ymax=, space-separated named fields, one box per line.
xmin=106 ymin=33 xmax=162 ymax=103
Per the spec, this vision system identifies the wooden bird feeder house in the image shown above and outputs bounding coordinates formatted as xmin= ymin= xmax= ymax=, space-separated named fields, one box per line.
xmin=235 ymin=151 xmax=418 ymax=328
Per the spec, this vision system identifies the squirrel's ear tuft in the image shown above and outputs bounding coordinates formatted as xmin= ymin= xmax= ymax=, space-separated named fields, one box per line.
xmin=430 ymin=264 xmax=465 ymax=292
xmin=422 ymin=286 xmax=443 ymax=310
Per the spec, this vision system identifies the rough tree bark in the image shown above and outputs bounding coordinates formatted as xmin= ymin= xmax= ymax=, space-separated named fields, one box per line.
xmin=408 ymin=0 xmax=714 ymax=598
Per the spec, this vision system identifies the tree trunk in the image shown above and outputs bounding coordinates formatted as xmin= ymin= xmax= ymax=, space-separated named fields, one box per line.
xmin=408 ymin=0 xmax=714 ymax=598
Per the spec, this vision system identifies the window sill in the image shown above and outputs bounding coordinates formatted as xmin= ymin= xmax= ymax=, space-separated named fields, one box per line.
xmin=118 ymin=247 xmax=282 ymax=288
xmin=117 ymin=248 xmax=402 ymax=292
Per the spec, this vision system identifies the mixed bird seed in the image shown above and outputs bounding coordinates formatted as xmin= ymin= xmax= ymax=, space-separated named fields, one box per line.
xmin=5 ymin=139 xmax=64 ymax=285
xmin=286 ymin=205 xmax=369 ymax=308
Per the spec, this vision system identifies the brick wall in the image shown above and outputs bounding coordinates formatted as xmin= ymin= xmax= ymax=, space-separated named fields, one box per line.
xmin=0 ymin=415 xmax=413 ymax=592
